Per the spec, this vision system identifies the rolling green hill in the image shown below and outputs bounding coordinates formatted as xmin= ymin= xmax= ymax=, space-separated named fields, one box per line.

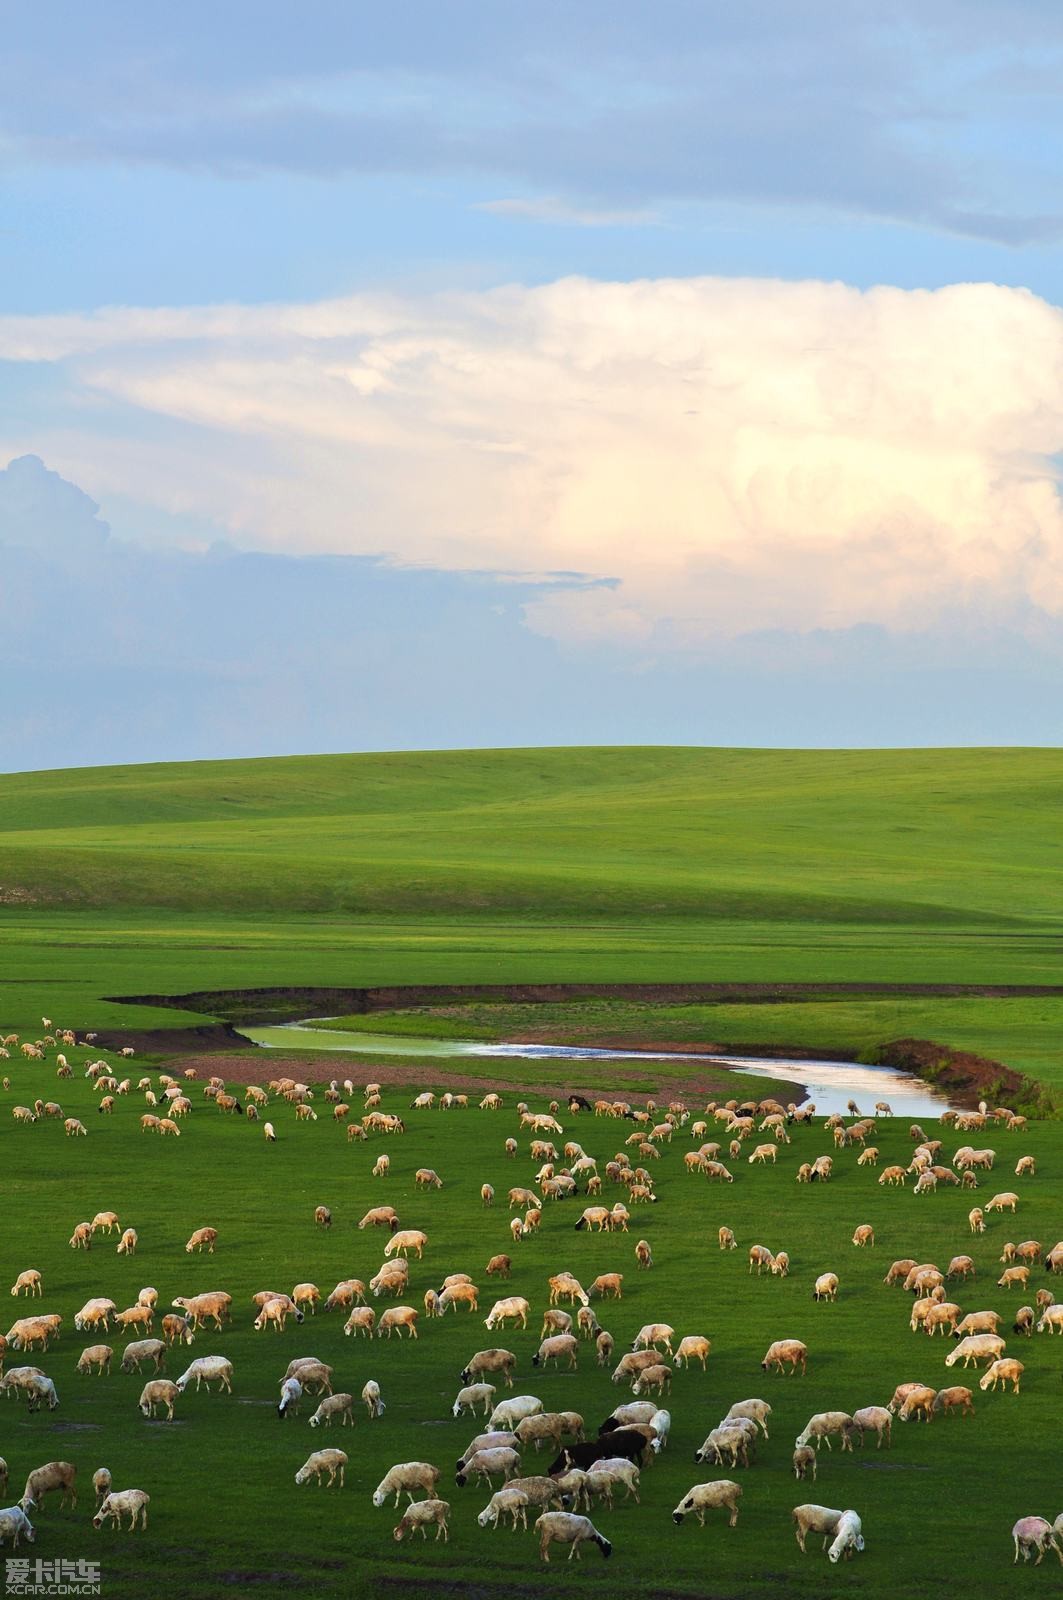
xmin=0 ymin=747 xmax=1061 ymax=1091
xmin=1 ymin=746 xmax=1061 ymax=922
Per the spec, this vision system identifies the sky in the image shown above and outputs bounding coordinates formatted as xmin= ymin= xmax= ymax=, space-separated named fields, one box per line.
xmin=3 ymin=1 xmax=1063 ymax=767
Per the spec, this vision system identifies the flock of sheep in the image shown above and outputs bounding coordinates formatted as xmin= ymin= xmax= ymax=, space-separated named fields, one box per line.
xmin=1 ymin=1020 xmax=1063 ymax=1572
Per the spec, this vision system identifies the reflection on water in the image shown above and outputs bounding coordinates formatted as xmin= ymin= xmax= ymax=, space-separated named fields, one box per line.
xmin=239 ymin=1021 xmax=951 ymax=1119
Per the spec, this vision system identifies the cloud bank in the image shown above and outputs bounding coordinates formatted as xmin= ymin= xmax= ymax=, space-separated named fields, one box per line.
xmin=4 ymin=275 xmax=1063 ymax=653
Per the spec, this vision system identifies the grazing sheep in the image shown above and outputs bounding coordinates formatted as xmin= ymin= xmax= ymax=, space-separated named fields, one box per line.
xmin=184 ymin=1228 xmax=217 ymax=1254
xmin=295 ymin=1449 xmax=348 ymax=1488
xmin=897 ymin=1386 xmax=937 ymax=1423
xmin=933 ymin=1386 xmax=975 ymax=1418
xmin=674 ymin=1335 xmax=711 ymax=1370
xmin=848 ymin=1406 xmax=892 ymax=1448
xmin=828 ymin=1509 xmax=864 ymax=1563
xmin=92 ymin=1490 xmax=150 ymax=1531
xmin=454 ymin=1447 xmax=521 ymax=1488
xmin=372 ymin=1462 xmax=440 ymax=1508
xmin=812 ymin=1273 xmax=839 ymax=1302
xmin=452 ymin=1383 xmax=495 ymax=1418
xmin=792 ymin=1503 xmax=845 ymax=1553
xmin=761 ymin=1339 xmax=808 ymax=1376
xmin=18 ymin=1461 xmax=77 ymax=1514
xmin=377 ymin=1306 xmax=418 ymax=1340
xmin=309 ymin=1392 xmax=355 ymax=1428
xmin=1012 ymin=1517 xmax=1063 ymax=1565
xmin=77 ymin=1344 xmax=113 ymax=1377
xmin=462 ymin=1349 xmax=516 ymax=1390
xmin=362 ymin=1380 xmax=386 ymax=1418
xmin=723 ymin=1398 xmax=772 ymax=1438
xmin=979 ymin=1358 xmax=1024 ymax=1393
xmin=672 ymin=1478 xmax=743 ymax=1527
xmin=795 ymin=1412 xmax=854 ymax=1453
xmin=851 ymin=1225 xmax=874 ymax=1248
xmin=138 ymin=1380 xmax=179 ymax=1420
xmin=393 ymin=1498 xmax=450 ymax=1542
xmin=534 ymin=1511 xmax=611 ymax=1562
xmin=0 ymin=1506 xmax=36 ymax=1548
xmin=10 ymin=1271 xmax=42 ymax=1299
xmin=946 ymin=1334 xmax=1006 ymax=1369
xmin=792 ymin=1446 xmax=817 ymax=1481
xmin=120 ymin=1340 xmax=165 ymax=1374
xmin=584 ymin=1457 xmax=641 ymax=1507
xmin=92 ymin=1468 xmax=111 ymax=1507
xmin=485 ymin=1255 xmax=511 ymax=1279
xmin=175 ymin=1356 xmax=232 ymax=1395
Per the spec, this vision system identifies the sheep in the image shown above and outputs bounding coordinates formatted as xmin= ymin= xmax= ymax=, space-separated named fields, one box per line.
xmin=985 ymin=1191 xmax=1019 ymax=1214
xmin=633 ymin=1322 xmax=675 ymax=1355
xmin=583 ymin=1457 xmax=641 ymax=1507
xmin=185 ymin=1227 xmax=218 ymax=1254
xmin=1012 ymin=1517 xmax=1063 ymax=1565
xmin=588 ymin=1274 xmax=623 ymax=1303
xmin=793 ymin=1446 xmax=817 ymax=1481
xmin=792 ymin=1503 xmax=845 ymax=1553
xmin=533 ymin=1333 xmax=578 ymax=1371
xmin=878 ymin=1165 xmax=906 ymax=1186
xmin=694 ymin=1427 xmax=752 ymax=1469
xmin=92 ymin=1469 xmax=111 ymax=1508
xmin=897 ymin=1386 xmax=937 ymax=1423
xmin=461 ymin=1349 xmax=516 ymax=1390
xmin=610 ymin=1350 xmax=659 ymax=1386
xmin=485 ymin=1254 xmax=511 ymax=1279
xmin=393 ymin=1498 xmax=450 ymax=1542
xmin=372 ymin=1462 xmax=440 ymax=1508
xmin=481 ymin=1184 xmax=494 ymax=1207
xmin=828 ymin=1509 xmax=864 ymax=1563
xmin=847 ymin=1407 xmax=892 ymax=1448
xmin=176 ymin=1356 xmax=233 ymax=1394
xmin=172 ymin=1292 xmax=231 ymax=1331
xmin=648 ymin=1408 xmax=671 ymax=1452
xmin=635 ymin=1239 xmax=653 ymax=1270
xmin=454 ymin=1447 xmax=521 ymax=1488
xmin=795 ymin=1412 xmax=854 ymax=1452
xmin=1015 ymin=1155 xmax=1036 ymax=1177
xmin=370 ymin=1262 xmax=409 ymax=1297
xmin=851 ymin=1225 xmax=874 ymax=1248
xmin=812 ymin=1273 xmax=839 ymax=1302
xmin=0 ymin=1506 xmax=36 ymax=1548
xmin=953 ymin=1310 xmax=1002 ymax=1339
xmin=596 ymin=1331 xmax=615 ymax=1366
xmin=74 ymin=1298 xmax=116 ymax=1333
xmin=534 ymin=1511 xmax=611 ymax=1562
xmin=309 ymin=1392 xmax=355 ymax=1428
xmin=1036 ymin=1304 xmax=1063 ymax=1334
xmin=723 ymin=1398 xmax=772 ymax=1438
xmin=377 ymin=1306 xmax=418 ymax=1339
xmin=16 ymin=1461 xmax=77 ymax=1516
xmin=292 ymin=1283 xmax=321 ymax=1317
xmin=344 ymin=1307 xmax=376 ymax=1339
xmin=674 ymin=1335 xmax=711 ymax=1370
xmin=672 ymin=1478 xmax=742 ymax=1527
xmin=10 ymin=1270 xmax=42 ymax=1299
xmin=138 ymin=1379 xmax=179 ymax=1419
xmin=452 ymin=1383 xmax=496 ymax=1418
xmin=998 ymin=1266 xmax=1030 ymax=1290
xmin=924 ymin=1302 xmax=961 ymax=1336
xmin=23 ymin=1375 xmax=59 ymax=1412
xmin=1014 ymin=1306 xmax=1035 ymax=1337
xmin=416 ymin=1168 xmax=443 ymax=1190
xmin=120 ymin=1340 xmax=165 ymax=1374
xmin=933 ymin=1385 xmax=975 ymax=1417
xmin=93 ymin=1489 xmax=150 ymax=1531
xmin=979 ymin=1358 xmax=1024 ymax=1393
xmin=77 ymin=1344 xmax=113 ymax=1377
xmin=325 ymin=1279 xmax=367 ymax=1312
xmin=946 ymin=1333 xmax=1006 ymax=1369
xmin=478 ymin=1482 xmax=559 ymax=1531
xmin=362 ymin=1380 xmax=386 ymax=1418
xmin=69 ymin=1222 xmax=93 ymax=1250
xmin=254 ymin=1296 xmax=303 ymax=1333
xmin=295 ymin=1449 xmax=348 ymax=1488
xmin=632 ymin=1362 xmax=671 ymax=1397
xmin=761 ymin=1339 xmax=808 ymax=1375
xmin=114 ymin=1305 xmax=153 ymax=1337
xmin=161 ymin=1314 xmax=195 ymax=1347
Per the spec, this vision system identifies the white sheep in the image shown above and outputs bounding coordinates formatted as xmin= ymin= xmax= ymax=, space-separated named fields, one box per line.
xmin=1012 ymin=1516 xmax=1063 ymax=1565
xmin=671 ymin=1479 xmax=742 ymax=1527
xmin=372 ymin=1462 xmax=440 ymax=1508
xmin=393 ymin=1498 xmax=450 ymax=1542
xmin=534 ymin=1511 xmax=612 ymax=1562
xmin=92 ymin=1490 xmax=150 ymax=1531
xmin=828 ymin=1510 xmax=865 ymax=1563
xmin=295 ymin=1449 xmax=347 ymax=1487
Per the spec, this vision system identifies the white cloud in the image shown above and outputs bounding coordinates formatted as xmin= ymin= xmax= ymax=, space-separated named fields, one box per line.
xmin=3 ymin=274 xmax=1063 ymax=647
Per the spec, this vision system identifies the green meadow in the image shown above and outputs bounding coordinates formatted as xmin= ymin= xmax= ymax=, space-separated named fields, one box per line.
xmin=1 ymin=1044 xmax=1061 ymax=1600
xmin=0 ymin=747 xmax=1062 ymax=1597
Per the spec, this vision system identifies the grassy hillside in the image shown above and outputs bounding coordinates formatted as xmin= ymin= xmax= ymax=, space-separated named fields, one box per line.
xmin=0 ymin=747 xmax=1061 ymax=1091
xmin=1 ymin=746 xmax=1061 ymax=922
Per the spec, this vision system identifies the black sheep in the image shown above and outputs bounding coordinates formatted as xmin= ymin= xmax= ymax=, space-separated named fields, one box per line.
xmin=547 ymin=1428 xmax=646 ymax=1477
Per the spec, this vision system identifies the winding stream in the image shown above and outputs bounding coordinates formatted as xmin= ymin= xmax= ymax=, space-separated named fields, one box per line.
xmin=238 ymin=1020 xmax=951 ymax=1118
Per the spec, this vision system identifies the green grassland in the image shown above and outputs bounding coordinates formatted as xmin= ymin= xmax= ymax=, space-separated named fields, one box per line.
xmin=0 ymin=746 xmax=1061 ymax=1092
xmin=1 ymin=1042 xmax=1061 ymax=1600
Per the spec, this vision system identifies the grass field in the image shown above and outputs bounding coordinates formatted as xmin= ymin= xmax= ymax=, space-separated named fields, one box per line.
xmin=1 ymin=747 xmax=1062 ymax=1597
xmin=1 ymin=1038 xmax=1061 ymax=1600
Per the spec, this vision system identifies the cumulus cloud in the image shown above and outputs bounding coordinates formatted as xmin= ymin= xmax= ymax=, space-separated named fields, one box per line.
xmin=3 ymin=275 xmax=1063 ymax=648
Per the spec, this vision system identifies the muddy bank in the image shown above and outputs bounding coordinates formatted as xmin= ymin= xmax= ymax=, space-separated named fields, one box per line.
xmin=872 ymin=1037 xmax=1056 ymax=1116
xmin=89 ymin=1022 xmax=250 ymax=1054
xmin=149 ymin=1051 xmax=797 ymax=1105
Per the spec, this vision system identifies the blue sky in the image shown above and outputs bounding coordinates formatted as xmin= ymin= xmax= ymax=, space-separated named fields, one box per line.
xmin=3 ymin=3 xmax=1063 ymax=765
